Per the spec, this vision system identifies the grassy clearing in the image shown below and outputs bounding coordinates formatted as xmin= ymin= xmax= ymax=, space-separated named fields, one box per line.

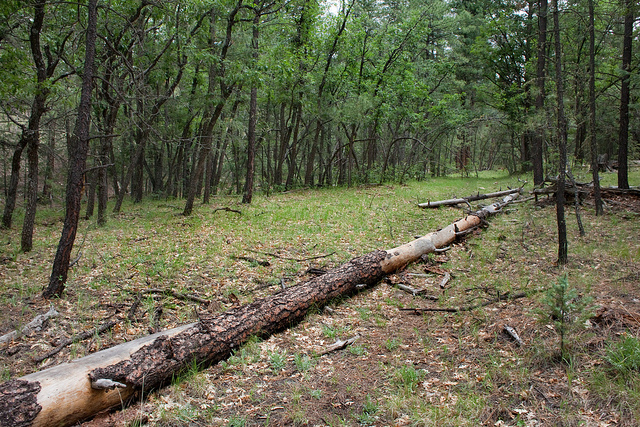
xmin=0 ymin=166 xmax=639 ymax=425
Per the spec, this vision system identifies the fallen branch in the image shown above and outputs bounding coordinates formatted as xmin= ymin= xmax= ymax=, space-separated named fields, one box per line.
xmin=320 ymin=335 xmax=360 ymax=355
xmin=33 ymin=319 xmax=118 ymax=363
xmin=401 ymin=291 xmax=528 ymax=314
xmin=419 ymin=188 xmax=520 ymax=208
xmin=503 ymin=325 xmax=524 ymax=346
xmin=248 ymin=249 xmax=336 ymax=262
xmin=231 ymin=255 xmax=271 ymax=267
xmin=0 ymin=306 xmax=59 ymax=345
xmin=212 ymin=207 xmax=242 ymax=215
xmin=438 ymin=272 xmax=451 ymax=289
xmin=141 ymin=288 xmax=210 ymax=305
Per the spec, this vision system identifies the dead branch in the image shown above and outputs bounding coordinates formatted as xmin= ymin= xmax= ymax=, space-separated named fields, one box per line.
xmin=0 ymin=306 xmax=59 ymax=345
xmin=231 ymin=255 xmax=271 ymax=267
xmin=305 ymin=268 xmax=327 ymax=276
xmin=388 ymin=282 xmax=439 ymax=300
xmin=401 ymin=291 xmax=528 ymax=314
xmin=320 ymin=335 xmax=360 ymax=355
xmin=212 ymin=207 xmax=242 ymax=215
xmin=438 ymin=272 xmax=451 ymax=289
xmin=33 ymin=320 xmax=119 ymax=363
xmin=419 ymin=188 xmax=520 ymax=208
xmin=503 ymin=325 xmax=524 ymax=346
xmin=248 ymin=248 xmax=336 ymax=262
xmin=141 ymin=288 xmax=210 ymax=305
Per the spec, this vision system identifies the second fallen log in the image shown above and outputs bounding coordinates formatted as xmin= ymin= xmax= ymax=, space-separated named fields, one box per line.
xmin=418 ymin=188 xmax=520 ymax=208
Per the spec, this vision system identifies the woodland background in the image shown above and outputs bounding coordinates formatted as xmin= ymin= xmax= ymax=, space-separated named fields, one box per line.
xmin=1 ymin=0 xmax=638 ymax=239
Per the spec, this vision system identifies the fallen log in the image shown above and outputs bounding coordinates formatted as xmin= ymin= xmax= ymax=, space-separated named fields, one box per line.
xmin=0 ymin=190 xmax=520 ymax=427
xmin=418 ymin=188 xmax=519 ymax=208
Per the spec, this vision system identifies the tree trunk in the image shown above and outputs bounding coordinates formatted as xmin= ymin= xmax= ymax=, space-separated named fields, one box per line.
xmin=183 ymin=2 xmax=241 ymax=215
xmin=242 ymin=13 xmax=260 ymax=204
xmin=588 ymin=0 xmax=603 ymax=215
xmin=20 ymin=129 xmax=39 ymax=253
xmin=2 ymin=191 xmax=519 ymax=427
xmin=552 ymin=0 xmax=568 ymax=265
xmin=532 ymin=0 xmax=547 ymax=186
xmin=2 ymin=0 xmax=49 ymax=231
xmin=419 ymin=188 xmax=520 ymax=208
xmin=617 ymin=0 xmax=633 ymax=190
xmin=43 ymin=0 xmax=98 ymax=299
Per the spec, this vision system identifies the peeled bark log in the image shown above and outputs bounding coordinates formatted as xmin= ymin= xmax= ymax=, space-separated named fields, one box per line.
xmin=0 ymin=191 xmax=519 ymax=427
xmin=418 ymin=188 xmax=519 ymax=208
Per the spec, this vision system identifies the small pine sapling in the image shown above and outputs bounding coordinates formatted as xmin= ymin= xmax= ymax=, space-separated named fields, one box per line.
xmin=541 ymin=274 xmax=593 ymax=360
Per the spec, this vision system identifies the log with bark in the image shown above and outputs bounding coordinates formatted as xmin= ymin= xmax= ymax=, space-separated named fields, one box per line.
xmin=0 ymin=190 xmax=520 ymax=427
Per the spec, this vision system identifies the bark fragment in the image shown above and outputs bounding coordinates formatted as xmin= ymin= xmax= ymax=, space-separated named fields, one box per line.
xmin=0 ymin=379 xmax=41 ymax=427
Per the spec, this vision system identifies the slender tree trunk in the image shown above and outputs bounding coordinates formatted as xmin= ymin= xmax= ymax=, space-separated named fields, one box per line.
xmin=533 ymin=0 xmax=547 ymax=186
xmin=41 ymin=130 xmax=55 ymax=205
xmin=552 ymin=0 xmax=568 ymax=265
xmin=44 ymin=0 xmax=98 ymax=299
xmin=285 ymin=102 xmax=302 ymax=190
xmin=617 ymin=0 xmax=633 ymax=190
xmin=97 ymin=141 xmax=109 ymax=226
xmin=2 ymin=1 xmax=49 ymax=231
xmin=184 ymin=1 xmax=241 ymax=215
xmin=20 ymin=129 xmax=39 ymax=252
xmin=85 ymin=168 xmax=96 ymax=219
xmin=242 ymin=13 xmax=260 ymax=204
xmin=589 ymin=0 xmax=603 ymax=215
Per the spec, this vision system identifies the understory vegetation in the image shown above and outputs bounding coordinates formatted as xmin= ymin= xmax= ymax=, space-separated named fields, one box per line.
xmin=1 ymin=167 xmax=639 ymax=425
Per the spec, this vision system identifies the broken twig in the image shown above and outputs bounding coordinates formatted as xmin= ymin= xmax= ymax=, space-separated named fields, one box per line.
xmin=503 ymin=325 xmax=524 ymax=346
xmin=320 ymin=335 xmax=360 ymax=355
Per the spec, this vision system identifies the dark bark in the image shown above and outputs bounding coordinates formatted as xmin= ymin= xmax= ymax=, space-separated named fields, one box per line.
xmin=20 ymin=128 xmax=39 ymax=253
xmin=552 ymin=0 xmax=567 ymax=265
xmin=0 ymin=379 xmax=41 ymax=427
xmin=533 ymin=0 xmax=547 ymax=186
xmin=41 ymin=132 xmax=55 ymax=204
xmin=2 ymin=1 xmax=49 ymax=231
xmin=588 ymin=0 xmax=603 ymax=215
xmin=617 ymin=0 xmax=633 ymax=190
xmin=90 ymin=250 xmax=387 ymax=390
xmin=44 ymin=0 xmax=98 ymax=299
xmin=242 ymin=13 xmax=260 ymax=204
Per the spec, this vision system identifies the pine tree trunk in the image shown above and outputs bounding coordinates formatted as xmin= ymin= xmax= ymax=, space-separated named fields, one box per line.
xmin=43 ymin=0 xmax=98 ymax=299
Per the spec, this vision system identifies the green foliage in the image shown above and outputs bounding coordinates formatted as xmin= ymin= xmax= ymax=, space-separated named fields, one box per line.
xmin=268 ymin=349 xmax=287 ymax=371
xmin=294 ymin=353 xmax=315 ymax=372
xmin=358 ymin=394 xmax=379 ymax=425
xmin=606 ymin=335 xmax=640 ymax=379
xmin=384 ymin=337 xmax=402 ymax=351
xmin=540 ymin=275 xmax=593 ymax=360
xmin=226 ymin=415 xmax=247 ymax=427
xmin=393 ymin=365 xmax=425 ymax=394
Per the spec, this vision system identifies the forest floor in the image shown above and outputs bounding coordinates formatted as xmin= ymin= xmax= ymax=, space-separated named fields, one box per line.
xmin=1 ymin=169 xmax=640 ymax=426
